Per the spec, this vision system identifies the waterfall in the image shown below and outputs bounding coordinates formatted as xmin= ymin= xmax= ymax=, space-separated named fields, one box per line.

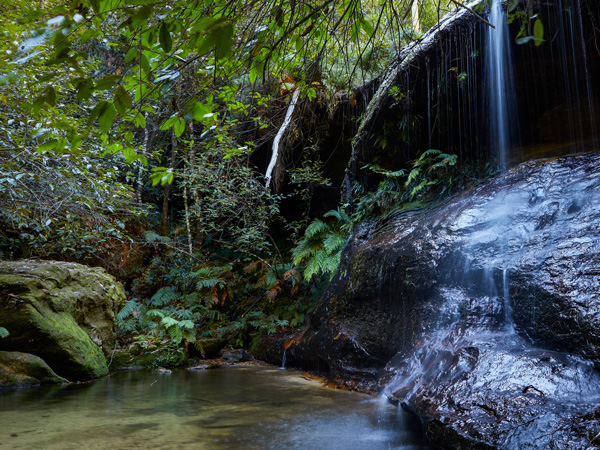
xmin=485 ymin=0 xmax=519 ymax=168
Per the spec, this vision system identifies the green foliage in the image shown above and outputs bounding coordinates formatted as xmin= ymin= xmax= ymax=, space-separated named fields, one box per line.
xmin=509 ymin=1 xmax=545 ymax=46
xmin=118 ymin=245 xmax=312 ymax=356
xmin=182 ymin=136 xmax=282 ymax=255
xmin=145 ymin=309 xmax=196 ymax=345
xmin=405 ymin=149 xmax=457 ymax=200
xmin=292 ymin=208 xmax=350 ymax=281
xmin=353 ymin=150 xmax=457 ymax=221
xmin=0 ymin=327 xmax=8 ymax=338
xmin=226 ymin=311 xmax=289 ymax=348
xmin=353 ymin=162 xmax=408 ymax=221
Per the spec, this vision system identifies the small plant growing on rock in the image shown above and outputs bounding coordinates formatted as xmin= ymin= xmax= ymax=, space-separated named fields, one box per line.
xmin=292 ymin=208 xmax=350 ymax=281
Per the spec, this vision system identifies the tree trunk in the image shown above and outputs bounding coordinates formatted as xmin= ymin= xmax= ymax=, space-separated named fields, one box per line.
xmin=412 ymin=0 xmax=422 ymax=33
xmin=265 ymin=88 xmax=301 ymax=189
xmin=136 ymin=112 xmax=149 ymax=207
xmin=160 ymin=130 xmax=177 ymax=236
xmin=183 ymin=123 xmax=194 ymax=257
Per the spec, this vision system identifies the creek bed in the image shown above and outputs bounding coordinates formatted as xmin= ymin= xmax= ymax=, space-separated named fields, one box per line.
xmin=0 ymin=366 xmax=429 ymax=449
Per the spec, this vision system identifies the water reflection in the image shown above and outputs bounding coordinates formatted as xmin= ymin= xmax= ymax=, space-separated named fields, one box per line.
xmin=0 ymin=366 xmax=429 ymax=449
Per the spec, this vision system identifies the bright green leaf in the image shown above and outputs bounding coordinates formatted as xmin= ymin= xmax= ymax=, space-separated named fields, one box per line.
xmin=98 ymin=103 xmax=117 ymax=134
xmin=533 ymin=19 xmax=544 ymax=46
xmin=174 ymin=117 xmax=185 ymax=137
xmin=95 ymin=75 xmax=121 ymax=90
xmin=134 ymin=112 xmax=146 ymax=128
xmin=114 ymin=86 xmax=132 ymax=115
xmin=124 ymin=48 xmax=138 ymax=63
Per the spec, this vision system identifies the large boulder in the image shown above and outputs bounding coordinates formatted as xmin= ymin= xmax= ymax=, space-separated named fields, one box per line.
xmin=0 ymin=351 xmax=66 ymax=387
xmin=281 ymin=152 xmax=600 ymax=448
xmin=0 ymin=260 xmax=125 ymax=381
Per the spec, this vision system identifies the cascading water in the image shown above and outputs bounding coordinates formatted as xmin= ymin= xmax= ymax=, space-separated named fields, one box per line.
xmin=485 ymin=0 xmax=519 ymax=168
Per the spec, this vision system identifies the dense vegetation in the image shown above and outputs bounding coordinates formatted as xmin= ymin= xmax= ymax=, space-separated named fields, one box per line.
xmin=1 ymin=0 xmax=487 ymax=362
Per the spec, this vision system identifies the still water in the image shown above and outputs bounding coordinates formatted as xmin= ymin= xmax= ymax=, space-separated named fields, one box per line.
xmin=0 ymin=366 xmax=429 ymax=449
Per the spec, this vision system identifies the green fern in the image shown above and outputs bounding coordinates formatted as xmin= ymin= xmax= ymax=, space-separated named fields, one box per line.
xmin=145 ymin=309 xmax=165 ymax=321
xmin=405 ymin=149 xmax=457 ymax=201
xmin=143 ymin=231 xmax=170 ymax=243
xmin=304 ymin=219 xmax=327 ymax=238
xmin=144 ymin=309 xmax=196 ymax=344
xmin=193 ymin=265 xmax=229 ymax=291
xmin=150 ymin=287 xmax=178 ymax=307
xmin=117 ymin=299 xmax=141 ymax=321
xmin=292 ymin=208 xmax=350 ymax=282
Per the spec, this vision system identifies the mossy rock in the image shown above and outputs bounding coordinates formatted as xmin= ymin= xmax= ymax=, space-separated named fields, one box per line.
xmin=0 ymin=260 xmax=126 ymax=380
xmin=110 ymin=347 xmax=188 ymax=369
xmin=0 ymin=351 xmax=67 ymax=387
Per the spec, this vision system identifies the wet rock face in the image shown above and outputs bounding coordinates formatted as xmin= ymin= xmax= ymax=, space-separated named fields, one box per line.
xmin=293 ymin=152 xmax=600 ymax=448
xmin=0 ymin=260 xmax=125 ymax=381
xmin=279 ymin=236 xmax=440 ymax=382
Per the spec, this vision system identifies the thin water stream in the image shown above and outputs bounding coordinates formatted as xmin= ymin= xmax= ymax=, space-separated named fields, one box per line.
xmin=485 ymin=0 xmax=519 ymax=168
xmin=0 ymin=366 xmax=429 ymax=450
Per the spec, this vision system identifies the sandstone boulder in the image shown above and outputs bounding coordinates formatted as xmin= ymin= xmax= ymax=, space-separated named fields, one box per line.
xmin=0 ymin=351 xmax=66 ymax=387
xmin=0 ymin=260 xmax=125 ymax=381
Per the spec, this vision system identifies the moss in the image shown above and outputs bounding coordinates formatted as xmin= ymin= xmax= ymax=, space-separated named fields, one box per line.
xmin=0 ymin=351 xmax=67 ymax=387
xmin=0 ymin=260 xmax=125 ymax=381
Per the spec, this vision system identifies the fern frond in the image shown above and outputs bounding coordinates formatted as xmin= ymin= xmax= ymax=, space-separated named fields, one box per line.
xmin=292 ymin=239 xmax=318 ymax=265
xmin=410 ymin=179 xmax=431 ymax=197
xmin=117 ymin=299 xmax=139 ymax=321
xmin=323 ymin=208 xmax=349 ymax=224
xmin=196 ymin=278 xmax=221 ymax=290
xmin=143 ymin=231 xmax=169 ymax=243
xmin=304 ymin=219 xmax=327 ymax=238
xmin=150 ymin=287 xmax=178 ymax=307
xmin=145 ymin=309 xmax=165 ymax=321
xmin=419 ymin=149 xmax=442 ymax=159
xmin=265 ymin=269 xmax=277 ymax=288
xmin=178 ymin=319 xmax=194 ymax=330
xmin=167 ymin=324 xmax=183 ymax=344
xmin=323 ymin=233 xmax=347 ymax=254
xmin=161 ymin=316 xmax=179 ymax=328
xmin=405 ymin=167 xmax=421 ymax=186
xmin=244 ymin=261 xmax=263 ymax=274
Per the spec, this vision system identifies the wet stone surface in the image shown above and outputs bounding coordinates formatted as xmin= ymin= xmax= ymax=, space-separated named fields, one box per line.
xmin=279 ymin=152 xmax=600 ymax=449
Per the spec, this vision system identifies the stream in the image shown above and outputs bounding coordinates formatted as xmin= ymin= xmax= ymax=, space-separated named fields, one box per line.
xmin=0 ymin=366 xmax=429 ymax=449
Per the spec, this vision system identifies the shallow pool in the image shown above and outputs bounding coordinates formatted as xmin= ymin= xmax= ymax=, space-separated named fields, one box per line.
xmin=0 ymin=366 xmax=429 ymax=449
